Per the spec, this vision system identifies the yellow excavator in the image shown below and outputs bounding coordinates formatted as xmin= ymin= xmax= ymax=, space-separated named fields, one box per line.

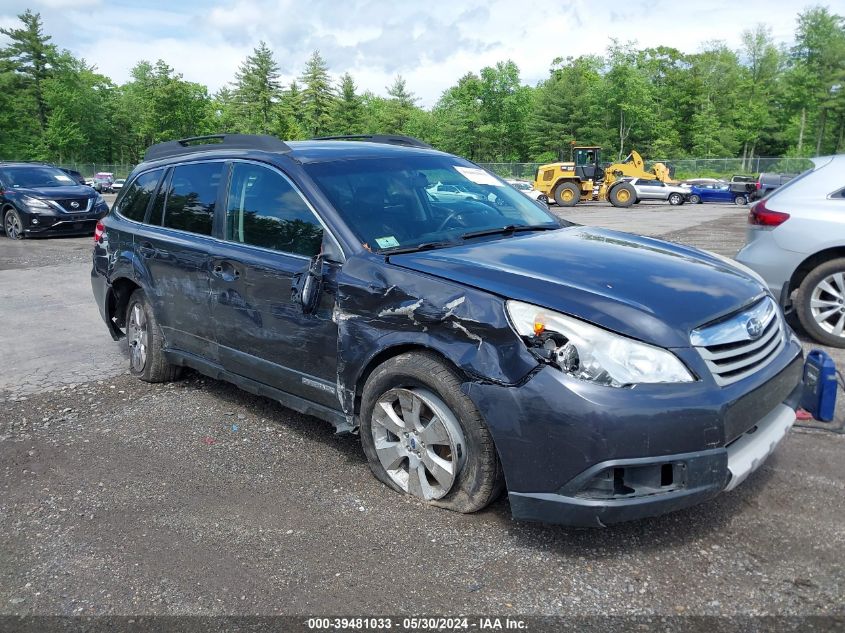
xmin=533 ymin=146 xmax=675 ymax=208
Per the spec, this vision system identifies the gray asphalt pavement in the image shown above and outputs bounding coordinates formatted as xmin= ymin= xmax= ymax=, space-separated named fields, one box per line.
xmin=1 ymin=201 xmax=843 ymax=617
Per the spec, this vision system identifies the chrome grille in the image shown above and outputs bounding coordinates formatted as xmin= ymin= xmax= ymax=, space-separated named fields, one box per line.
xmin=55 ymin=198 xmax=92 ymax=213
xmin=691 ymin=297 xmax=785 ymax=387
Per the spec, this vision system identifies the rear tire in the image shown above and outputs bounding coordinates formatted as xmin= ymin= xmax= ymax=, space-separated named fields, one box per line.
xmin=796 ymin=259 xmax=845 ymax=348
xmin=609 ymin=183 xmax=636 ymax=208
xmin=734 ymin=194 xmax=748 ymax=206
xmin=125 ymin=289 xmax=181 ymax=382
xmin=689 ymin=194 xmax=702 ymax=204
xmin=360 ymin=351 xmax=504 ymax=513
xmin=553 ymin=182 xmax=581 ymax=207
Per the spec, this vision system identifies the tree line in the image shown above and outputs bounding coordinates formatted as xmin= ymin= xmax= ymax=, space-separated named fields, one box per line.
xmin=0 ymin=6 xmax=843 ymax=169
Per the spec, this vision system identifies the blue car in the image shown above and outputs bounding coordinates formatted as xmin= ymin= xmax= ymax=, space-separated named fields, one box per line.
xmin=91 ymin=134 xmax=803 ymax=527
xmin=687 ymin=183 xmax=739 ymax=204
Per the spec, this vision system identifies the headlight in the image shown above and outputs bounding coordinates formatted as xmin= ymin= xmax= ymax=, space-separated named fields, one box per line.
xmin=95 ymin=193 xmax=106 ymax=206
xmin=21 ymin=195 xmax=50 ymax=209
xmin=506 ymin=300 xmax=695 ymax=387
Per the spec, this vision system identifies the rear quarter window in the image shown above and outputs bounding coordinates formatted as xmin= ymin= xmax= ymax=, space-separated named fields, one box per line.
xmin=115 ymin=169 xmax=163 ymax=223
xmin=161 ymin=162 xmax=223 ymax=236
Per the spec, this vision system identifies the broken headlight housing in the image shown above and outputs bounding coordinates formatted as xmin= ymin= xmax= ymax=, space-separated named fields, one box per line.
xmin=506 ymin=300 xmax=695 ymax=387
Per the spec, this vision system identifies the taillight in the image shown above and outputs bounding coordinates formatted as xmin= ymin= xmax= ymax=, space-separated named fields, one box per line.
xmin=94 ymin=221 xmax=105 ymax=243
xmin=748 ymin=199 xmax=789 ymax=227
xmin=756 ymin=181 xmax=762 ymax=190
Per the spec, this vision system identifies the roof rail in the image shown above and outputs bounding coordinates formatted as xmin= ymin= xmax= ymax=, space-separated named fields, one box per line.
xmin=311 ymin=135 xmax=433 ymax=149
xmin=144 ymin=134 xmax=292 ymax=161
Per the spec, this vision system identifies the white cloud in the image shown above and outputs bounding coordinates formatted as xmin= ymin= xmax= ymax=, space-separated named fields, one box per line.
xmin=0 ymin=0 xmax=815 ymax=106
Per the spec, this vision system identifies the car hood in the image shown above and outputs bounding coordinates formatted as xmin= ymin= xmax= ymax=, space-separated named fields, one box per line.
xmin=9 ymin=185 xmax=94 ymax=199
xmin=388 ymin=226 xmax=767 ymax=348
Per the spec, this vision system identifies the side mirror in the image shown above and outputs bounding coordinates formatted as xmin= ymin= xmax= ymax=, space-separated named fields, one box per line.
xmin=292 ymin=255 xmax=324 ymax=314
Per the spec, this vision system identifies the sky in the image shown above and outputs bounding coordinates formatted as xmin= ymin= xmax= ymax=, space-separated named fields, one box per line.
xmin=0 ymin=0 xmax=816 ymax=107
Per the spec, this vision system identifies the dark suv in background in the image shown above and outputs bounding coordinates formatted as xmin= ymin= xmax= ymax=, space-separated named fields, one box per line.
xmin=92 ymin=134 xmax=802 ymax=526
xmin=1 ymin=162 xmax=109 ymax=239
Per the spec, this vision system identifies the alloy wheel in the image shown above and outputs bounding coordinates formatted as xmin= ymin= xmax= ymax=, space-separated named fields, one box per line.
xmin=5 ymin=212 xmax=21 ymax=239
xmin=371 ymin=387 xmax=466 ymax=501
xmin=810 ymin=272 xmax=845 ymax=338
xmin=128 ymin=303 xmax=149 ymax=371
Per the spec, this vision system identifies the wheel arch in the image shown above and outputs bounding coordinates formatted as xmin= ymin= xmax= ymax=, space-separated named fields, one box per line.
xmin=788 ymin=247 xmax=845 ymax=299
xmin=106 ymin=277 xmax=142 ymax=337
xmin=352 ymin=343 xmax=468 ymax=417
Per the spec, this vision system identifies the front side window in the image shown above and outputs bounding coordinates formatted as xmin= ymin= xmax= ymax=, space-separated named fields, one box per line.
xmin=116 ymin=169 xmax=162 ymax=223
xmin=304 ymin=155 xmax=558 ymax=252
xmin=161 ymin=162 xmax=222 ymax=236
xmin=225 ymin=163 xmax=324 ymax=257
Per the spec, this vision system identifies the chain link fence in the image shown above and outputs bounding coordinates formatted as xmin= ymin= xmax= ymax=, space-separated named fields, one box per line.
xmin=55 ymin=163 xmax=136 ymax=179
xmin=478 ymin=157 xmax=815 ymax=181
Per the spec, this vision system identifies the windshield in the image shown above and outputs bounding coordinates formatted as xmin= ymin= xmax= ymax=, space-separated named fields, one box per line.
xmin=510 ymin=182 xmax=532 ymax=191
xmin=305 ymin=155 xmax=559 ymax=252
xmin=0 ymin=166 xmax=78 ymax=188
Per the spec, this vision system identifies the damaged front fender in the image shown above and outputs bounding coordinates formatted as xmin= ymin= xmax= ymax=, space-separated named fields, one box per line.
xmin=334 ymin=253 xmax=539 ymax=415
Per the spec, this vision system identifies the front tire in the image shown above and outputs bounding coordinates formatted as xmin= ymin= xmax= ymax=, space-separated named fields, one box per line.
xmin=796 ymin=259 xmax=845 ymax=348
xmin=360 ymin=351 xmax=503 ymax=513
xmin=4 ymin=208 xmax=24 ymax=240
xmin=609 ymin=183 xmax=636 ymax=208
xmin=669 ymin=192 xmax=684 ymax=205
xmin=125 ymin=289 xmax=181 ymax=382
xmin=553 ymin=182 xmax=581 ymax=207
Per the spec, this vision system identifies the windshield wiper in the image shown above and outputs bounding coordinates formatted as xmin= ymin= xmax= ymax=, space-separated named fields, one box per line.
xmin=459 ymin=224 xmax=560 ymax=240
xmin=381 ymin=241 xmax=460 ymax=256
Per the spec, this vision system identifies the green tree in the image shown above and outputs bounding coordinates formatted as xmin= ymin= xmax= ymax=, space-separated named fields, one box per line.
xmin=791 ymin=6 xmax=845 ymax=154
xmin=230 ymin=41 xmax=283 ymax=134
xmin=0 ymin=9 xmax=56 ymax=132
xmin=333 ymin=72 xmax=363 ymax=134
xmin=299 ymin=50 xmax=335 ymax=136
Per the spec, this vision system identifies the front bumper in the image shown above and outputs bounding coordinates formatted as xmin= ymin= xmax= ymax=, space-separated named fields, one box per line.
xmin=22 ymin=212 xmax=106 ymax=236
xmin=464 ymin=339 xmax=803 ymax=527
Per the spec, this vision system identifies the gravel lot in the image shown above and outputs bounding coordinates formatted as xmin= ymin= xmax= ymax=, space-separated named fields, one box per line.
xmin=1 ymin=201 xmax=843 ymax=618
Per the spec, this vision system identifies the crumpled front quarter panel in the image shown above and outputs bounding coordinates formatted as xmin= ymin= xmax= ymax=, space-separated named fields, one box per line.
xmin=334 ymin=254 xmax=538 ymax=413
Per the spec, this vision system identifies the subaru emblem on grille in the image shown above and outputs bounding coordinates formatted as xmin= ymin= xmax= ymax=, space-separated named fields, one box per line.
xmin=746 ymin=317 xmax=763 ymax=339
xmin=70 ymin=201 xmax=80 ymax=209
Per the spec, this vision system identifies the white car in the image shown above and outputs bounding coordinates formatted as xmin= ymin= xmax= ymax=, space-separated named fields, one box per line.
xmin=111 ymin=178 xmax=126 ymax=191
xmin=425 ymin=182 xmax=486 ymax=203
xmin=736 ymin=155 xmax=845 ymax=347
xmin=624 ymin=177 xmax=688 ymax=205
xmin=506 ymin=179 xmax=549 ymax=205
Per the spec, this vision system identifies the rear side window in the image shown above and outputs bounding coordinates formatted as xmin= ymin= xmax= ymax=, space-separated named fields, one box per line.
xmin=161 ymin=162 xmax=223 ymax=236
xmin=225 ymin=162 xmax=323 ymax=257
xmin=115 ymin=170 xmax=162 ymax=222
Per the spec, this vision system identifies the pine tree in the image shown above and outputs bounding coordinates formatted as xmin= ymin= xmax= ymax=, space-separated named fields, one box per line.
xmin=383 ymin=75 xmax=417 ymax=133
xmin=300 ymin=50 xmax=336 ymax=136
xmin=0 ymin=10 xmax=56 ymax=132
xmin=232 ymin=41 xmax=282 ymax=134
xmin=333 ymin=72 xmax=363 ymax=134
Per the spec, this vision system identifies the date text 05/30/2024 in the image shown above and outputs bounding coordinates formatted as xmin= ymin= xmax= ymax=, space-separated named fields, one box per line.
xmin=306 ymin=617 xmax=528 ymax=630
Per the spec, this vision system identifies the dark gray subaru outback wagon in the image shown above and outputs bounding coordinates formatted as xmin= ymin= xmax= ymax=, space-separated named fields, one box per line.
xmin=92 ymin=134 xmax=803 ymax=526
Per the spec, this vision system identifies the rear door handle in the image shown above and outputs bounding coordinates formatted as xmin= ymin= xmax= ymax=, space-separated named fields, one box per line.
xmin=138 ymin=242 xmax=156 ymax=258
xmin=212 ymin=262 xmax=240 ymax=281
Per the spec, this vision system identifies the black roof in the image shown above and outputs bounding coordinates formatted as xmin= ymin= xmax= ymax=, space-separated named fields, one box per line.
xmin=140 ymin=134 xmax=442 ymax=167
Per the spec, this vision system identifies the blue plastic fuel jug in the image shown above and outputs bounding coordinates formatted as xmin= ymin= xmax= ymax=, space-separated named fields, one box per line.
xmin=800 ymin=350 xmax=837 ymax=422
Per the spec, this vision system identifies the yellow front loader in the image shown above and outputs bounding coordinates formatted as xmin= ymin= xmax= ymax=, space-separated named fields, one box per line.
xmin=533 ymin=147 xmax=675 ymax=208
